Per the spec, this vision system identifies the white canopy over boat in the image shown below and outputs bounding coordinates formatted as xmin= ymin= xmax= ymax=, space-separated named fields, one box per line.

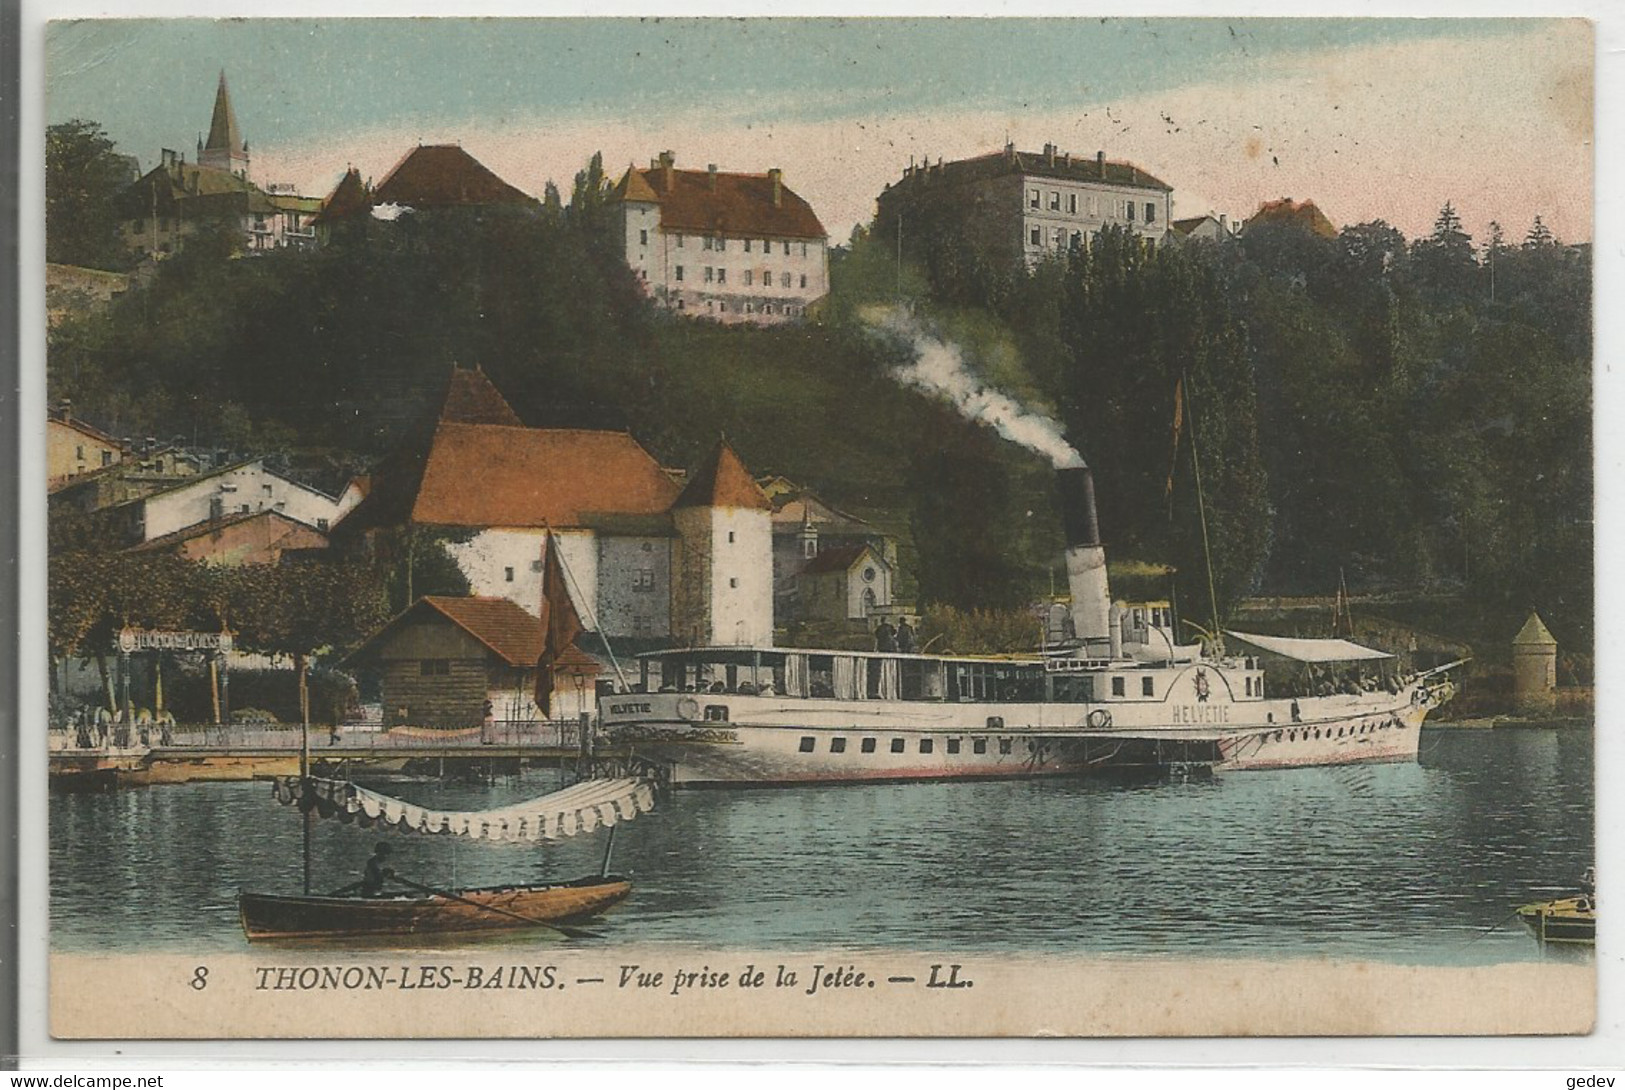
xmin=1225 ymin=631 xmax=1393 ymax=663
xmin=272 ymin=776 xmax=656 ymax=843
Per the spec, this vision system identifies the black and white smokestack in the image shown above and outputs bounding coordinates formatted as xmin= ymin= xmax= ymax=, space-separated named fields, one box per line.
xmin=1056 ymin=466 xmax=1101 ymax=548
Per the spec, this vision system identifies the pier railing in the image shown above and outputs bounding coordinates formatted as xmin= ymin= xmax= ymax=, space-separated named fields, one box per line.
xmin=48 ymin=718 xmax=589 ymax=755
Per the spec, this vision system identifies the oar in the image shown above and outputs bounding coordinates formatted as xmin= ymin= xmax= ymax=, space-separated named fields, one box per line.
xmin=390 ymin=875 xmax=602 ymax=940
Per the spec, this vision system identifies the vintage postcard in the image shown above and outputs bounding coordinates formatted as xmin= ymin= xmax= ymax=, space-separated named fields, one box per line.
xmin=34 ymin=14 xmax=1597 ymax=1045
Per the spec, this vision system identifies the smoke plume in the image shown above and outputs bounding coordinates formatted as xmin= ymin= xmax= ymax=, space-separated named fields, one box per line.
xmin=864 ymin=306 xmax=1085 ymax=470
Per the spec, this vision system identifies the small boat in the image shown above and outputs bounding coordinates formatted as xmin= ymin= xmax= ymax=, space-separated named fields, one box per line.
xmin=238 ymin=773 xmax=658 ymax=941
xmin=1517 ymin=872 xmax=1597 ymax=945
xmin=239 ymin=875 xmax=632 ymax=940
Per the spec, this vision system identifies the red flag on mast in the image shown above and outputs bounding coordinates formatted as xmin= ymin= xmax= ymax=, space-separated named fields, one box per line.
xmin=1165 ymin=375 xmax=1185 ymax=501
xmin=535 ymin=532 xmax=584 ymax=717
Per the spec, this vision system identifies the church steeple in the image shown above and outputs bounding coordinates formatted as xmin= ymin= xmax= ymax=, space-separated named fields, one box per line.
xmin=198 ymin=70 xmax=250 ymax=179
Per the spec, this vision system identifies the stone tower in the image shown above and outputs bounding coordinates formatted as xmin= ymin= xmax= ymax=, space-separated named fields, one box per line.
xmin=197 ymin=71 xmax=250 ymax=179
xmin=671 ymin=439 xmax=773 ymax=647
xmin=1511 ymin=611 xmax=1559 ymax=714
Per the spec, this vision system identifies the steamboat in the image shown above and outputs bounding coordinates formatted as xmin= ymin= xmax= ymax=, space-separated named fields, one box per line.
xmin=600 ymin=467 xmax=1458 ymax=786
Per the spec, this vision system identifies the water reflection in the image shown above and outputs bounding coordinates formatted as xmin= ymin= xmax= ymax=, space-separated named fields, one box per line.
xmin=50 ymin=726 xmax=1593 ymax=965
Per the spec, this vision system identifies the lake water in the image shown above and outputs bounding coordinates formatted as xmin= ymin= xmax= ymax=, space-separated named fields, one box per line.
xmin=49 ymin=725 xmax=1594 ymax=965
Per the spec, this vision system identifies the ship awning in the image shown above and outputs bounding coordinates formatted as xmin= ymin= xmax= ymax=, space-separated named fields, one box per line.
xmin=1225 ymin=631 xmax=1393 ymax=663
xmin=272 ymin=776 xmax=656 ymax=843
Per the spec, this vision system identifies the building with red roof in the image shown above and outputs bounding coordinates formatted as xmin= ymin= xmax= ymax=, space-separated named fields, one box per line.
xmin=341 ymin=368 xmax=778 ymax=646
xmin=1243 ymin=197 xmax=1339 ymax=239
xmin=344 ymin=595 xmax=601 ymax=728
xmin=612 ymin=152 xmax=829 ymax=325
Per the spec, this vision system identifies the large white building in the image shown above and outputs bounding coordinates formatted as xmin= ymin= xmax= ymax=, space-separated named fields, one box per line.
xmin=340 ymin=368 xmax=777 ymax=646
xmin=876 ymin=142 xmax=1174 ymax=269
xmin=611 ymin=153 xmax=830 ymax=325
xmin=102 ymin=458 xmax=353 ymax=544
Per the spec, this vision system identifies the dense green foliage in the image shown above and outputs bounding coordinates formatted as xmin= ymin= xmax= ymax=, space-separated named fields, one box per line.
xmin=46 ymin=120 xmax=136 ymax=270
xmin=47 ymin=136 xmax=1592 ymax=654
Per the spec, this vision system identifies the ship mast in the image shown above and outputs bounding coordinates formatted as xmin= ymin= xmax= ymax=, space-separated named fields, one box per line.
xmin=1181 ymin=369 xmax=1223 ymax=646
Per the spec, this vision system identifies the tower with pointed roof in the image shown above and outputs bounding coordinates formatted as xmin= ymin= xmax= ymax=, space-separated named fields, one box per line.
xmin=671 ymin=439 xmax=774 ymax=646
xmin=197 ymin=71 xmax=250 ymax=180
xmin=1512 ymin=611 xmax=1559 ymax=714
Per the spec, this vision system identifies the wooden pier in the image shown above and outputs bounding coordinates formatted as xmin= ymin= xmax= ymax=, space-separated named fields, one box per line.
xmin=47 ymin=724 xmax=625 ymax=789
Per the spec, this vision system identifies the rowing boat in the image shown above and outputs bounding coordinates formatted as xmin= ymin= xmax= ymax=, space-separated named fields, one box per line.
xmin=238 ymin=875 xmax=633 ymax=940
xmin=1515 ymin=894 xmax=1596 ymax=945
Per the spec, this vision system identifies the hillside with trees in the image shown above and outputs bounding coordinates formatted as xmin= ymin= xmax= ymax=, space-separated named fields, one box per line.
xmin=47 ymin=126 xmax=1592 ymax=664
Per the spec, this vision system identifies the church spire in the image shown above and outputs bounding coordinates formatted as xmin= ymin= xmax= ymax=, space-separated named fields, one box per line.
xmin=199 ymin=70 xmax=250 ymax=178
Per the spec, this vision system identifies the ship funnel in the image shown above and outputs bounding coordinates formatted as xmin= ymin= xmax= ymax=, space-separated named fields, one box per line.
xmin=1057 ymin=467 xmax=1112 ymax=647
xmin=1056 ymin=466 xmax=1101 ymax=547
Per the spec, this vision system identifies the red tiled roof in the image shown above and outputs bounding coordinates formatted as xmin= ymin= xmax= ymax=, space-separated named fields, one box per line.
xmin=802 ymin=542 xmax=881 ymax=575
xmin=317 ymin=167 xmax=372 ymax=223
xmin=617 ymin=164 xmax=826 ymax=241
xmin=420 ymin=596 xmax=543 ymax=666
xmin=674 ymin=439 xmax=771 ymax=511
xmin=349 ymin=595 xmax=601 ymax=668
xmin=412 ymin=423 xmax=682 ymax=528
xmin=440 ymin=366 xmax=522 ymax=426
xmin=1246 ymin=198 xmax=1338 ymax=239
xmin=372 ymin=145 xmax=535 ymax=209
xmin=126 ymin=509 xmax=329 ymax=559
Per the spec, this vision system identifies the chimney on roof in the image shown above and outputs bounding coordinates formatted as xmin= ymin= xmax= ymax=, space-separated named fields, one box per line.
xmin=1063 ymin=151 xmax=1071 ymax=167
xmin=1044 ymin=143 xmax=1056 ymax=166
xmin=1097 ymin=150 xmax=1106 ymax=171
xmin=1219 ymin=213 xmax=1229 ymax=232
xmin=55 ymin=398 xmax=71 ymax=422
xmin=768 ymin=168 xmax=783 ymax=208
xmin=708 ymin=164 xmax=718 ymax=190
xmin=658 ymin=150 xmax=674 ymax=189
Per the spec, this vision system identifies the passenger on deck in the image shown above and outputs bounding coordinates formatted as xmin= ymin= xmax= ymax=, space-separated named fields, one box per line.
xmin=361 ymin=842 xmax=395 ymax=898
xmin=896 ymin=620 xmax=917 ymax=653
xmin=874 ymin=621 xmax=898 ymax=652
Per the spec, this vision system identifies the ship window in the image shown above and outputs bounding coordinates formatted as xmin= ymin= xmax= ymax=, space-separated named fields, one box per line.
xmin=919 ymin=739 xmax=933 ymax=754
xmin=704 ymin=705 xmax=728 ymax=722
xmin=798 ymin=736 xmax=815 ymax=752
xmin=890 ymin=738 xmax=905 ymax=753
xmin=947 ymin=738 xmax=960 ymax=754
xmin=999 ymin=738 xmax=1012 ymax=755
xmin=830 ymin=737 xmax=846 ymax=753
xmin=861 ymin=738 xmax=876 ymax=753
xmin=1111 ymin=677 xmax=1125 ymax=697
xmin=1141 ymin=677 xmax=1154 ymax=697
xmin=973 ymin=738 xmax=987 ymax=754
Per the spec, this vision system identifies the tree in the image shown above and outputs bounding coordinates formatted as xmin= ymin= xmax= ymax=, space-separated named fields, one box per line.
xmin=1054 ymin=227 xmax=1270 ymax=621
xmin=46 ymin=119 xmax=135 ymax=270
xmin=567 ymin=151 xmax=613 ymax=233
xmin=1410 ymin=201 xmax=1477 ymax=305
xmin=1524 ymin=215 xmax=1555 ymax=249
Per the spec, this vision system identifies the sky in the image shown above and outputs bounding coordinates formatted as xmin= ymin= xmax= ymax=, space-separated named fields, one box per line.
xmin=45 ymin=17 xmax=1593 ymax=245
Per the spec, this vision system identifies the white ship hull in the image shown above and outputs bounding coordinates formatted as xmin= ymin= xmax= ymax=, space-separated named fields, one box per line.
xmin=603 ymin=679 xmax=1441 ymax=787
